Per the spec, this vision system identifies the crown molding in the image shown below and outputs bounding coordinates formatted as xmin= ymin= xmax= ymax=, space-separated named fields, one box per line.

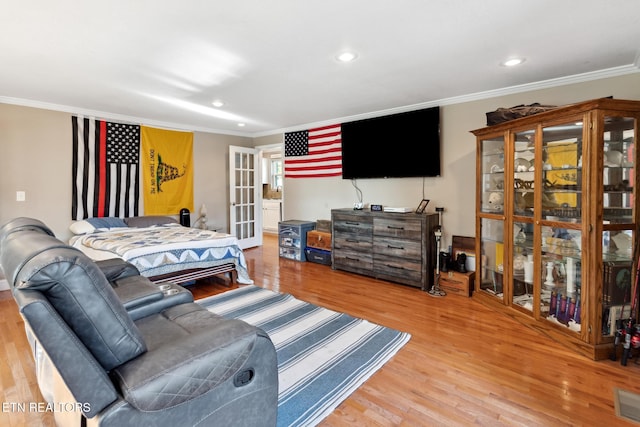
xmin=253 ymin=63 xmax=640 ymax=138
xmin=2 ymin=63 xmax=639 ymax=139
xmin=0 ymin=96 xmax=253 ymax=137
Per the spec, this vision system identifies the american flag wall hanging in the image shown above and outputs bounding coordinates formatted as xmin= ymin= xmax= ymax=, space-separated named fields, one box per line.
xmin=284 ymin=124 xmax=342 ymax=178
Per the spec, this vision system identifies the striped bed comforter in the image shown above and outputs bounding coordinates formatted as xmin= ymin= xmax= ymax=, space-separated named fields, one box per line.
xmin=69 ymin=223 xmax=252 ymax=283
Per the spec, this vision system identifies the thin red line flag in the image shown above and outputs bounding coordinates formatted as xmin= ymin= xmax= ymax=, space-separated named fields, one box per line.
xmin=72 ymin=116 xmax=140 ymax=219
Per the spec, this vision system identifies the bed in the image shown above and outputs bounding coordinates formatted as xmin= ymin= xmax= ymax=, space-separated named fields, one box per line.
xmin=68 ymin=216 xmax=253 ymax=285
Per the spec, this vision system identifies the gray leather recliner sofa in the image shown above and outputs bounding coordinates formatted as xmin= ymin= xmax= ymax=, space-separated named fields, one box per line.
xmin=0 ymin=217 xmax=278 ymax=426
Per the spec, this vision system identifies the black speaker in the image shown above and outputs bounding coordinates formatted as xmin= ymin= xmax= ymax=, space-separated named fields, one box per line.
xmin=439 ymin=252 xmax=450 ymax=272
xmin=179 ymin=208 xmax=190 ymax=227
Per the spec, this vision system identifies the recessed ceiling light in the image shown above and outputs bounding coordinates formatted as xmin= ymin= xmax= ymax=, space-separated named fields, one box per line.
xmin=237 ymin=123 xmax=246 ymax=127
xmin=212 ymin=100 xmax=224 ymax=107
xmin=501 ymin=57 xmax=525 ymax=67
xmin=336 ymin=51 xmax=358 ymax=62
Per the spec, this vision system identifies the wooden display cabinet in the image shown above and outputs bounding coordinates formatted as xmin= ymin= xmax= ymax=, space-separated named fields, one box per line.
xmin=471 ymin=98 xmax=640 ymax=360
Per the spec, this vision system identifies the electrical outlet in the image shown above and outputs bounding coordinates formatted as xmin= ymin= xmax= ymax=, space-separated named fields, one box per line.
xmin=16 ymin=191 xmax=26 ymax=202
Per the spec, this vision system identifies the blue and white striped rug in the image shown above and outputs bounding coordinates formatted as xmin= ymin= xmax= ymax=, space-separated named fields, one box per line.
xmin=197 ymin=285 xmax=411 ymax=427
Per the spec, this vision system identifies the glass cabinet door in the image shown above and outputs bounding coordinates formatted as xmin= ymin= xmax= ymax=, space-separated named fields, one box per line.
xmin=479 ymin=135 xmax=506 ymax=302
xmin=480 ymin=136 xmax=505 ymax=214
xmin=512 ymin=221 xmax=534 ymax=311
xmin=541 ymin=122 xmax=583 ymax=222
xmin=539 ymin=121 xmax=584 ymax=332
xmin=601 ymin=115 xmax=636 ymax=339
xmin=479 ymin=217 xmax=505 ymax=302
xmin=513 ymin=130 xmax=535 ymax=217
xmin=540 ymin=225 xmax=582 ymax=331
xmin=511 ymin=129 xmax=536 ymax=311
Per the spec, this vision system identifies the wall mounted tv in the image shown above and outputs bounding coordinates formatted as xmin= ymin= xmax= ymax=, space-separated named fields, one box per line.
xmin=341 ymin=106 xmax=440 ymax=179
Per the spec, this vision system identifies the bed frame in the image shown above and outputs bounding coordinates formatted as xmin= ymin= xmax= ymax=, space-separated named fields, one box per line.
xmin=148 ymin=263 xmax=237 ymax=286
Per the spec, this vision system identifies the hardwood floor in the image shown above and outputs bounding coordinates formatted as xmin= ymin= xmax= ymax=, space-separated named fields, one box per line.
xmin=2 ymin=233 xmax=640 ymax=426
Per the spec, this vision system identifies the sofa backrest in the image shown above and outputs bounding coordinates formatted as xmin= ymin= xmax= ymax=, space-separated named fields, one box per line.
xmin=15 ymin=289 xmax=120 ymax=417
xmin=0 ymin=218 xmax=146 ymax=371
xmin=0 ymin=217 xmax=55 ymax=242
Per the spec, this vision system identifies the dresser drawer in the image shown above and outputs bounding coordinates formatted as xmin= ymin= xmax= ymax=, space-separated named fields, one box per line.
xmin=373 ymin=236 xmax=422 ymax=260
xmin=333 ymin=250 xmax=373 ymax=273
xmin=373 ymin=217 xmax=422 ymax=240
xmin=374 ymin=257 xmax=423 ymax=285
xmin=334 ymin=232 xmax=372 ymax=252
xmin=333 ymin=213 xmax=373 ymax=235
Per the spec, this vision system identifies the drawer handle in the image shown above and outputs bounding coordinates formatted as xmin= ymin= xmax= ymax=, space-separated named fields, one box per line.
xmin=387 ymin=226 xmax=405 ymax=230
xmin=346 ymin=221 xmax=361 ymax=226
xmin=386 ymin=264 xmax=405 ymax=270
xmin=346 ymin=238 xmax=360 ymax=243
xmin=345 ymin=256 xmax=360 ymax=262
xmin=387 ymin=245 xmax=404 ymax=250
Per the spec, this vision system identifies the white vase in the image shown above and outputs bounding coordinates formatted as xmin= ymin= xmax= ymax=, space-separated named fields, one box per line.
xmin=524 ymin=255 xmax=534 ymax=284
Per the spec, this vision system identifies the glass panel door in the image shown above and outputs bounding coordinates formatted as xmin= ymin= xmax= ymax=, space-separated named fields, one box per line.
xmin=539 ymin=121 xmax=584 ymax=333
xmin=511 ymin=129 xmax=536 ymax=311
xmin=229 ymin=146 xmax=261 ymax=249
xmin=541 ymin=122 xmax=583 ymax=222
xmin=478 ymin=134 xmax=506 ymax=302
xmin=540 ymin=225 xmax=582 ymax=331
xmin=481 ymin=137 xmax=506 ymax=214
xmin=513 ymin=129 xmax=535 ymax=217
xmin=512 ymin=220 xmax=534 ymax=311
xmin=601 ymin=115 xmax=636 ymax=338
xmin=479 ymin=217 xmax=505 ymax=301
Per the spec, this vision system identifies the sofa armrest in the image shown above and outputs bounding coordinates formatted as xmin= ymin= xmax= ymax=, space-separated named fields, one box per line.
xmin=95 ymin=258 xmax=140 ymax=282
xmin=111 ymin=276 xmax=194 ymax=320
xmin=111 ymin=276 xmax=164 ymax=310
xmin=111 ymin=303 xmax=276 ymax=411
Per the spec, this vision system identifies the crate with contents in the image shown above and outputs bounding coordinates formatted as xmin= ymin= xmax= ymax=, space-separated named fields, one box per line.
xmin=304 ymin=219 xmax=332 ymax=265
xmin=438 ymin=235 xmax=476 ymax=297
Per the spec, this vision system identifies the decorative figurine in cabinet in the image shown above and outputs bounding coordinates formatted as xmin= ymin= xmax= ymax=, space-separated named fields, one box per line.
xmin=472 ymin=98 xmax=640 ymax=360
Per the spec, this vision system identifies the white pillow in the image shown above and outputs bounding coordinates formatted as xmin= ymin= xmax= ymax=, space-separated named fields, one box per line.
xmin=69 ymin=220 xmax=96 ymax=235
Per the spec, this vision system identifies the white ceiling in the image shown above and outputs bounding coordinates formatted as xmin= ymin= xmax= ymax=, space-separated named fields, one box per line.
xmin=2 ymin=0 xmax=640 ymax=137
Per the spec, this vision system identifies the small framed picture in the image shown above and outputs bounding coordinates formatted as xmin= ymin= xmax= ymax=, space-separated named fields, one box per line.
xmin=415 ymin=199 xmax=430 ymax=214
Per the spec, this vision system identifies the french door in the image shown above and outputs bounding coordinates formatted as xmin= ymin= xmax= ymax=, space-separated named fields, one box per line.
xmin=229 ymin=146 xmax=262 ymax=249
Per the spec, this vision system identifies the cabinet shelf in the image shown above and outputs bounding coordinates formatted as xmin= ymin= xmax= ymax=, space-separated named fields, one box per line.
xmin=472 ymin=97 xmax=640 ymax=360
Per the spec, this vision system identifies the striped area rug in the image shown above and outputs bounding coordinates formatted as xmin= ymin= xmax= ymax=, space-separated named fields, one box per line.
xmin=197 ymin=285 xmax=411 ymax=427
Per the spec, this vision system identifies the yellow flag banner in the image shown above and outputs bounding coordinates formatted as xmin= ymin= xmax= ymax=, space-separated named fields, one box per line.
xmin=141 ymin=126 xmax=194 ymax=215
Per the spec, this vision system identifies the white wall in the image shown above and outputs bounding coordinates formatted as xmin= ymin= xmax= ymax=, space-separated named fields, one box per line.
xmin=255 ymin=73 xmax=640 ymax=249
xmin=0 ymin=104 xmax=253 ymax=241
xmin=1 ymin=73 xmax=640 ymax=249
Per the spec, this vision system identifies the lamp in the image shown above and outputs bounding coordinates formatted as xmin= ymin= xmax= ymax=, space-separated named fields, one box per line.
xmin=195 ymin=203 xmax=208 ymax=230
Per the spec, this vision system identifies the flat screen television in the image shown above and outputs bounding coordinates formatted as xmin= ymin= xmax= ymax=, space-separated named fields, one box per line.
xmin=341 ymin=106 xmax=440 ymax=179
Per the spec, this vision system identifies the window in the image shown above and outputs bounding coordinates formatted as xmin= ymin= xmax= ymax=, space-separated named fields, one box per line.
xmin=271 ymin=159 xmax=283 ymax=189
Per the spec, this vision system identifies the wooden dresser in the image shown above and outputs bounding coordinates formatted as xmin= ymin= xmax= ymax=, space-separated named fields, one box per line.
xmin=331 ymin=208 xmax=438 ymax=290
